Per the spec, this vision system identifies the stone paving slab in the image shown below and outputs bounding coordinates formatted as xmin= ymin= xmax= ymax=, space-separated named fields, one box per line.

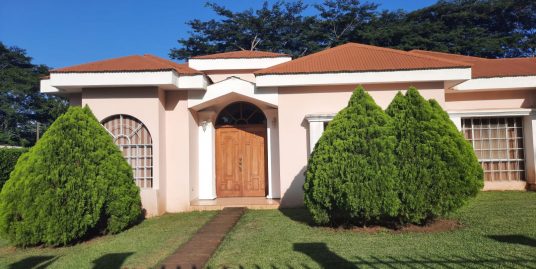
xmin=159 ymin=207 xmax=246 ymax=269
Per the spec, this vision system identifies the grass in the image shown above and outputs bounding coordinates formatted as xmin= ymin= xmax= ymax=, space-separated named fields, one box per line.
xmin=0 ymin=211 xmax=216 ymax=269
xmin=208 ymin=192 xmax=536 ymax=268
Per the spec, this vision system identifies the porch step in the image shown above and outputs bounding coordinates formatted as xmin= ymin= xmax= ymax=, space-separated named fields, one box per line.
xmin=159 ymin=207 xmax=246 ymax=269
xmin=189 ymin=197 xmax=280 ymax=211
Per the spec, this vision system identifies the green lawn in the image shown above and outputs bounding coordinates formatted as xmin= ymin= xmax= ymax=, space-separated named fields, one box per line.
xmin=208 ymin=192 xmax=536 ymax=269
xmin=0 ymin=211 xmax=216 ymax=269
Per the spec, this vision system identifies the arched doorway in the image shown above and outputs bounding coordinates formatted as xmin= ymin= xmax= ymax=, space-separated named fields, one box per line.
xmin=215 ymin=102 xmax=267 ymax=197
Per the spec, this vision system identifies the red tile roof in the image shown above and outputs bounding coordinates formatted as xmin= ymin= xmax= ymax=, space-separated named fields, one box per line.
xmin=410 ymin=50 xmax=536 ymax=78
xmin=255 ymin=43 xmax=470 ymax=75
xmin=51 ymin=54 xmax=202 ymax=75
xmin=191 ymin=50 xmax=289 ymax=59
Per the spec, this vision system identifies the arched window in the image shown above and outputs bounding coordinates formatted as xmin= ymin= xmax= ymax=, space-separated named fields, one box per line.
xmin=216 ymin=102 xmax=266 ymax=126
xmin=102 ymin=115 xmax=153 ymax=188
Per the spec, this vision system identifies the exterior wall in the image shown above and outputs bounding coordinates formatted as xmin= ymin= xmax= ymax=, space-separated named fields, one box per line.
xmin=163 ymin=91 xmax=193 ymax=212
xmin=277 ymin=82 xmax=445 ymax=207
xmin=81 ymin=87 xmax=163 ymax=216
xmin=68 ymin=93 xmax=82 ymax=106
xmin=445 ymin=89 xmax=536 ymax=111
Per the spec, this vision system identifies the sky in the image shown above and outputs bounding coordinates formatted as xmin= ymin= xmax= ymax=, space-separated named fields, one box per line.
xmin=0 ymin=0 xmax=437 ymax=68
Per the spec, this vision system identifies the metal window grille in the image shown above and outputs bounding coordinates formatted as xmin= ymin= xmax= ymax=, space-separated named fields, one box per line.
xmin=102 ymin=115 xmax=153 ymax=188
xmin=461 ymin=117 xmax=525 ymax=181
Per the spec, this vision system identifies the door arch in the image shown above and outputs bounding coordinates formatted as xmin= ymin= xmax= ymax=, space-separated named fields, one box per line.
xmin=215 ymin=102 xmax=267 ymax=197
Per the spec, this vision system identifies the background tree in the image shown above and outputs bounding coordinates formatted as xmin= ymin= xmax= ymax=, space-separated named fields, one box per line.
xmin=0 ymin=42 xmax=67 ymax=147
xmin=304 ymin=87 xmax=399 ymax=226
xmin=171 ymin=0 xmax=536 ymax=59
xmin=170 ymin=1 xmax=322 ymax=59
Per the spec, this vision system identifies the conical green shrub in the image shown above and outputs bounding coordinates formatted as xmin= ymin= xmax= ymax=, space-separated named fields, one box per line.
xmin=0 ymin=106 xmax=141 ymax=246
xmin=386 ymin=88 xmax=482 ymax=224
xmin=304 ymin=86 xmax=399 ymax=225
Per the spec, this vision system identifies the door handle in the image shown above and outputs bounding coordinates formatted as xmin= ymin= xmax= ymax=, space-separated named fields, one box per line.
xmin=239 ymin=157 xmax=242 ymax=171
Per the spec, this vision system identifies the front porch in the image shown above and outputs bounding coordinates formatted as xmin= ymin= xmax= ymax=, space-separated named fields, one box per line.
xmin=189 ymin=197 xmax=281 ymax=211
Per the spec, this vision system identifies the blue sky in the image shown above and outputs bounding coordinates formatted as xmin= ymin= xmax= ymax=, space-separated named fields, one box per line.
xmin=0 ymin=0 xmax=436 ymax=68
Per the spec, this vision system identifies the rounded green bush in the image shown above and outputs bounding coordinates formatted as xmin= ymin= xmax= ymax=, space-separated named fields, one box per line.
xmin=0 ymin=106 xmax=142 ymax=246
xmin=386 ymin=88 xmax=483 ymax=224
xmin=304 ymin=87 xmax=400 ymax=225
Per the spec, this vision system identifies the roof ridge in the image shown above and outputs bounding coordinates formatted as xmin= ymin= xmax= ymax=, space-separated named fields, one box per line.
xmin=343 ymin=43 xmax=470 ymax=67
xmin=52 ymin=54 xmax=144 ymax=72
xmin=409 ymin=49 xmax=488 ymax=62
xmin=191 ymin=50 xmax=289 ymax=59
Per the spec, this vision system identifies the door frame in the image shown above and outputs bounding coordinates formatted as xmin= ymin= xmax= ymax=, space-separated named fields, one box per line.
xmin=215 ymin=123 xmax=269 ymax=197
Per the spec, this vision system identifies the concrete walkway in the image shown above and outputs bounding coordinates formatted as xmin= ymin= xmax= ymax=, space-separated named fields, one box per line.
xmin=159 ymin=207 xmax=246 ymax=269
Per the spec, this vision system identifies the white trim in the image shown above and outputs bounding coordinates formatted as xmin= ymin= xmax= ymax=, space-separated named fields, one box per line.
xmin=453 ymin=76 xmax=536 ymax=91
xmin=188 ymin=76 xmax=278 ymax=109
xmin=448 ymin=108 xmax=535 ymax=118
xmin=305 ymin=114 xmax=336 ymax=155
xmin=305 ymin=113 xmax=336 ymax=122
xmin=189 ymin=57 xmax=292 ymax=71
xmin=256 ymin=68 xmax=471 ymax=87
xmin=41 ymin=71 xmax=207 ymax=93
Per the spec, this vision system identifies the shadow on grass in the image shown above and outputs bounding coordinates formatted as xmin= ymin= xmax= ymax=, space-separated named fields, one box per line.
xmin=294 ymin=242 xmax=357 ymax=269
xmin=488 ymin=234 xmax=536 ymax=247
xmin=91 ymin=252 xmax=134 ymax=269
xmin=279 ymin=208 xmax=315 ymax=226
xmin=9 ymin=256 xmax=58 ymax=269
xmin=209 ymin=252 xmax=536 ymax=268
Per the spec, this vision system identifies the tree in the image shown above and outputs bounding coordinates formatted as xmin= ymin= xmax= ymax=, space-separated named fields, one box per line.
xmin=364 ymin=0 xmax=536 ymax=57
xmin=170 ymin=1 xmax=322 ymax=59
xmin=0 ymin=42 xmax=67 ymax=147
xmin=171 ymin=0 xmax=536 ymax=59
xmin=386 ymin=88 xmax=482 ymax=224
xmin=0 ymin=106 xmax=141 ymax=246
xmin=304 ymin=87 xmax=399 ymax=226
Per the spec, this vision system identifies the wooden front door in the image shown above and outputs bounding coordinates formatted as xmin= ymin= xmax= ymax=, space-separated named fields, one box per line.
xmin=216 ymin=125 xmax=266 ymax=197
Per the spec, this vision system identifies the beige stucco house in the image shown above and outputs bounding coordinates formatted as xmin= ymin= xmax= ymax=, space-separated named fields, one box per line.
xmin=40 ymin=43 xmax=536 ymax=216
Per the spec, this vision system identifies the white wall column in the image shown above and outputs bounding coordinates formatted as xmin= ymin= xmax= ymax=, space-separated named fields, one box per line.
xmin=198 ymin=110 xmax=217 ymax=199
xmin=449 ymin=114 xmax=462 ymax=131
xmin=523 ymin=113 xmax=536 ymax=189
xmin=265 ymin=108 xmax=281 ymax=198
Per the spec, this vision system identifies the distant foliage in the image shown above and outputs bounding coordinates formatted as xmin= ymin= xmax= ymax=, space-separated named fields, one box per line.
xmin=386 ymin=88 xmax=483 ymax=224
xmin=304 ymin=87 xmax=399 ymax=225
xmin=0 ymin=148 xmax=27 ymax=190
xmin=171 ymin=0 xmax=536 ymax=59
xmin=0 ymin=106 xmax=141 ymax=246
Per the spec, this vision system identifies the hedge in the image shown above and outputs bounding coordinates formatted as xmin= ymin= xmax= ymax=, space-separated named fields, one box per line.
xmin=0 ymin=148 xmax=27 ymax=190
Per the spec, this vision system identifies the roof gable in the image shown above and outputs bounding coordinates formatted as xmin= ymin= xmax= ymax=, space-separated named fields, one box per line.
xmin=51 ymin=54 xmax=202 ymax=76
xmin=255 ymin=43 xmax=470 ymax=75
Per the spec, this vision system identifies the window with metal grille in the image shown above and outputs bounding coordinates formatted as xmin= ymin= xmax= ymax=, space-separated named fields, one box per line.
xmin=461 ymin=117 xmax=525 ymax=181
xmin=102 ymin=115 xmax=153 ymax=188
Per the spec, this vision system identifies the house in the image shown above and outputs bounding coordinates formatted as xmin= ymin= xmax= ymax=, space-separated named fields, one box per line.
xmin=40 ymin=43 xmax=536 ymax=216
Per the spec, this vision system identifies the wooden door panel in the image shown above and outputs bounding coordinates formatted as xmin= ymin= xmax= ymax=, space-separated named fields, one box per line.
xmin=216 ymin=125 xmax=266 ymax=197
xmin=216 ymin=128 xmax=241 ymax=197
xmin=241 ymin=128 xmax=266 ymax=196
